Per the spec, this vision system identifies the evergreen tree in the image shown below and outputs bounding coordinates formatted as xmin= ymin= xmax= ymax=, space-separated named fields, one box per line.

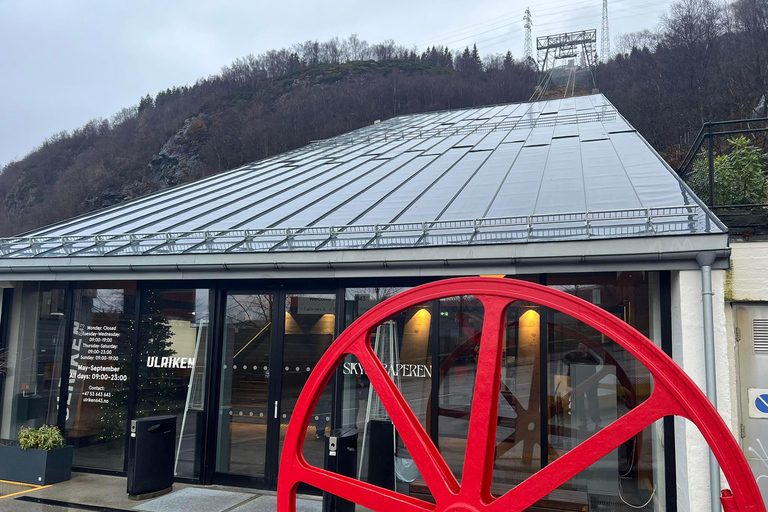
xmin=504 ymin=51 xmax=514 ymax=70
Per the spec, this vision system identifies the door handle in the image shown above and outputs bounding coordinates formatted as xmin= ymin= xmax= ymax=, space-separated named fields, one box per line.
xmin=274 ymin=400 xmax=278 ymax=419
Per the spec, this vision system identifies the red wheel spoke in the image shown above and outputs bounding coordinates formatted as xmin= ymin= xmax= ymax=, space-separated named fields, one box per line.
xmin=296 ymin=464 xmax=435 ymax=512
xmin=489 ymin=387 xmax=681 ymax=512
xmin=354 ymin=339 xmax=460 ymax=501
xmin=459 ymin=296 xmax=510 ymax=502
xmin=278 ymin=278 xmax=766 ymax=512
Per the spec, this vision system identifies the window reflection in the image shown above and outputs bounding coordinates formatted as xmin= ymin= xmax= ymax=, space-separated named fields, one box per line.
xmin=329 ymin=276 xmax=664 ymax=511
xmin=0 ymin=283 xmax=67 ymax=441
xmin=67 ymin=285 xmax=134 ymax=471
xmin=137 ymin=288 xmax=209 ymax=479
xmin=217 ymin=293 xmax=274 ymax=477
xmin=545 ymin=272 xmax=661 ymax=511
xmin=280 ymin=293 xmax=336 ymax=470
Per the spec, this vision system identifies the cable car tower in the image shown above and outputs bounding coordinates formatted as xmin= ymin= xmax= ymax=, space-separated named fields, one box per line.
xmin=530 ymin=29 xmax=598 ymax=101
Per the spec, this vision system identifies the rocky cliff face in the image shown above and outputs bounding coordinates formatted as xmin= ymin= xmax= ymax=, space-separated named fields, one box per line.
xmin=149 ymin=114 xmax=211 ymax=188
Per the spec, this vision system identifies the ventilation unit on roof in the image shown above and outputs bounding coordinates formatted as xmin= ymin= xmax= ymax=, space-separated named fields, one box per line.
xmin=374 ymin=120 xmax=381 ymax=124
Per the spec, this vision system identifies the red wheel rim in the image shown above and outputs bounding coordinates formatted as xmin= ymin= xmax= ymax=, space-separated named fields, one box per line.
xmin=277 ymin=277 xmax=765 ymax=512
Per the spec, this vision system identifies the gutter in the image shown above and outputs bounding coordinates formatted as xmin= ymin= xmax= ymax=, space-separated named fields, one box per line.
xmin=697 ymin=251 xmax=721 ymax=512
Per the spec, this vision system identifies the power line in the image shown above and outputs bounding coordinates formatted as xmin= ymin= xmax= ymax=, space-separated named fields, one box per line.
xmin=413 ymin=0 xmax=672 ymax=52
xmin=414 ymin=0 xmax=601 ymax=48
xmin=476 ymin=4 xmax=669 ymax=55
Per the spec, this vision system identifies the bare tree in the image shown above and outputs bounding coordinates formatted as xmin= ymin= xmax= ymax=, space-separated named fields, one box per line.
xmin=615 ymin=29 xmax=662 ymax=55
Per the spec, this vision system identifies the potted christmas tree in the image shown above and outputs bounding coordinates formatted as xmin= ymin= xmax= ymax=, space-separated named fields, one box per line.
xmin=0 ymin=425 xmax=73 ymax=485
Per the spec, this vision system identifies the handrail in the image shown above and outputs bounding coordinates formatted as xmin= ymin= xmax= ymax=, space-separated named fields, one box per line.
xmin=0 ymin=205 xmax=704 ymax=258
xmin=678 ymin=117 xmax=768 ymax=178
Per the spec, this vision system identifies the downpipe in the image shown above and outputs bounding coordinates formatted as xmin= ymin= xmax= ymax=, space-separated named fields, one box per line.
xmin=697 ymin=252 xmax=722 ymax=512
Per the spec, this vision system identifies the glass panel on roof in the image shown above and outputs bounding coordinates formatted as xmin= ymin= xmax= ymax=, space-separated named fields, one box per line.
xmin=524 ymin=125 xmax=555 ymax=147
xmin=581 ymin=139 xmax=642 ymax=211
xmin=439 ymin=142 xmax=524 ymax=221
xmin=271 ymin=153 xmax=415 ymax=229
xmin=396 ymin=150 xmax=489 ymax=224
xmin=313 ymin=155 xmax=437 ymax=228
xmin=346 ymin=149 xmax=467 ymax=227
xmin=502 ymin=127 xmax=532 ymax=144
xmin=152 ymin=160 xmax=342 ymax=233
xmin=578 ymin=121 xmax=609 ymax=142
xmin=486 ymin=145 xmax=550 ymax=218
xmin=534 ymin=137 xmax=586 ymax=215
xmin=56 ymin=165 xmax=287 ymax=238
xmin=35 ymin=164 xmax=265 ymax=238
xmin=210 ymin=157 xmax=380 ymax=232
xmin=473 ymin=130 xmax=509 ymax=151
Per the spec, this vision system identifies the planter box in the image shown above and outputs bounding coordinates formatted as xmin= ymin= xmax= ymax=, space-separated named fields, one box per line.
xmin=0 ymin=445 xmax=73 ymax=485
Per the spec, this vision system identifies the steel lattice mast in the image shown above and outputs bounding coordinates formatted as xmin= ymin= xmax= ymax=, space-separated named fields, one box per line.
xmin=601 ymin=0 xmax=610 ymax=62
xmin=524 ymin=8 xmax=534 ymax=66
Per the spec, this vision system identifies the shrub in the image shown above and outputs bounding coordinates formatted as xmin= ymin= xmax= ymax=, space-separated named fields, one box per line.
xmin=690 ymin=136 xmax=768 ymax=206
xmin=18 ymin=425 xmax=65 ymax=450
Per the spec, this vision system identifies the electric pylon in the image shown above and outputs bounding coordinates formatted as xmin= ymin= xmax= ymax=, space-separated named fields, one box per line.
xmin=601 ymin=0 xmax=610 ymax=63
xmin=524 ymin=8 xmax=534 ymax=67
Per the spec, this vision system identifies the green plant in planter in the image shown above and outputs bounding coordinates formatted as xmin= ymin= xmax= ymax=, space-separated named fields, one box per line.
xmin=18 ymin=425 xmax=66 ymax=450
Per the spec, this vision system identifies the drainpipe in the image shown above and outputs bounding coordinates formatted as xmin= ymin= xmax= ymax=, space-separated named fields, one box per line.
xmin=697 ymin=251 xmax=721 ymax=512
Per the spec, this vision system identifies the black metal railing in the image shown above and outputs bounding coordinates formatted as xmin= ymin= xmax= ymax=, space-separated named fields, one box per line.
xmin=677 ymin=117 xmax=768 ymax=207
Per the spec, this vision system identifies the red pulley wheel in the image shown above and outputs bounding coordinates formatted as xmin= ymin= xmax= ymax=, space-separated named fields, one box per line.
xmin=278 ymin=278 xmax=765 ymax=512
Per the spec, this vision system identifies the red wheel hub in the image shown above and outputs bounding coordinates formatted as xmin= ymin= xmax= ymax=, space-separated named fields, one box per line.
xmin=278 ymin=278 xmax=765 ymax=512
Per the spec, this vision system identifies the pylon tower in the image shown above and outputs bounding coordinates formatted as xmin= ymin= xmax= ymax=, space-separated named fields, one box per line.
xmin=524 ymin=8 xmax=534 ymax=67
xmin=601 ymin=0 xmax=610 ymax=62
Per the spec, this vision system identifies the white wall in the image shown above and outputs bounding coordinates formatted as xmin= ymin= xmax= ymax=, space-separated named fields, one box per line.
xmin=726 ymin=241 xmax=768 ymax=302
xmin=671 ymin=269 xmax=736 ymax=512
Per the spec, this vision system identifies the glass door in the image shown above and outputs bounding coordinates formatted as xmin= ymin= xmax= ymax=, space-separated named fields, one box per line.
xmin=278 ymin=293 xmax=337 ymax=471
xmin=214 ymin=290 xmax=337 ymax=488
xmin=216 ymin=293 xmax=276 ymax=483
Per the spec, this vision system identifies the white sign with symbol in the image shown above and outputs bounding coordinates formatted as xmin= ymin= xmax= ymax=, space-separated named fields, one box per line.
xmin=748 ymin=388 xmax=768 ymax=419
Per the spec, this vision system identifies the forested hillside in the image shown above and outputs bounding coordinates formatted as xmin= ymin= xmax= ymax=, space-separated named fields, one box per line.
xmin=597 ymin=0 xmax=768 ymax=157
xmin=1 ymin=0 xmax=766 ymax=237
xmin=0 ymin=44 xmax=536 ymax=236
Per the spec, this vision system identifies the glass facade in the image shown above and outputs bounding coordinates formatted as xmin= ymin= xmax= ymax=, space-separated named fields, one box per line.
xmin=67 ymin=285 xmax=135 ymax=471
xmin=0 ymin=283 xmax=66 ymax=440
xmin=217 ymin=293 xmax=275 ymax=477
xmin=328 ymin=274 xmax=667 ymax=510
xmin=136 ymin=288 xmax=210 ymax=479
xmin=0 ymin=273 xmax=672 ymax=509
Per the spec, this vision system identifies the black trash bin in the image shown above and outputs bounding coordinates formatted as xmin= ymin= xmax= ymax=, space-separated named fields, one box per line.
xmin=323 ymin=427 xmax=358 ymax=512
xmin=127 ymin=415 xmax=176 ymax=499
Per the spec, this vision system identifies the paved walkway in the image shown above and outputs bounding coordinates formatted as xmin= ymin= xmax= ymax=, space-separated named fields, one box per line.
xmin=0 ymin=473 xmax=323 ymax=512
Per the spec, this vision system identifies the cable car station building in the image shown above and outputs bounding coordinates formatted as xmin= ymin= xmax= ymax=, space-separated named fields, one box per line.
xmin=0 ymin=94 xmax=737 ymax=511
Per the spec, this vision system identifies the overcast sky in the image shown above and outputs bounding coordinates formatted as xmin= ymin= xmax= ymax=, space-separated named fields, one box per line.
xmin=0 ymin=0 xmax=672 ymax=167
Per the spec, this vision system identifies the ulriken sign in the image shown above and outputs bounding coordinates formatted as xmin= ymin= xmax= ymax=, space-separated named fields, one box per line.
xmin=146 ymin=357 xmax=196 ymax=369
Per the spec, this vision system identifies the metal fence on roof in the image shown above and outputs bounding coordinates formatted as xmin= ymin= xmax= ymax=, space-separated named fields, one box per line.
xmin=0 ymin=206 xmax=704 ymax=258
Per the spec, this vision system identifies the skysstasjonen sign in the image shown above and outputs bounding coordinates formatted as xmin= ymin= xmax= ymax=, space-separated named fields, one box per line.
xmin=343 ymin=361 xmax=432 ymax=378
